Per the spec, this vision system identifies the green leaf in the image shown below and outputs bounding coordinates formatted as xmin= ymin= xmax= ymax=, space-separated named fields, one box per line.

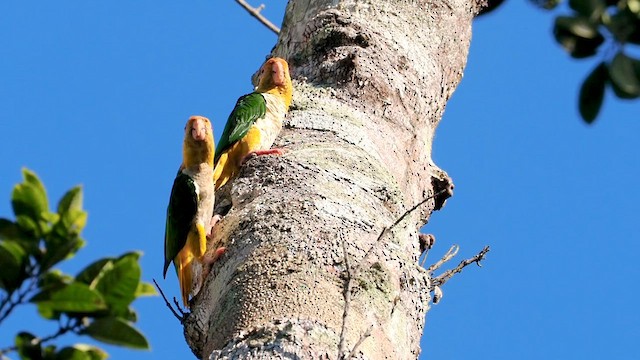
xmin=40 ymin=234 xmax=85 ymax=271
xmin=82 ymin=317 xmax=150 ymax=349
xmin=12 ymin=169 xmax=49 ymax=223
xmin=134 ymin=282 xmax=158 ymax=297
xmin=95 ymin=256 xmax=141 ymax=311
xmin=0 ymin=240 xmax=27 ymax=292
xmin=554 ymin=16 xmax=605 ymax=58
xmin=118 ymin=251 xmax=142 ymax=261
xmin=112 ymin=306 xmax=138 ymax=322
xmin=16 ymin=214 xmax=41 ymax=238
xmin=57 ymin=186 xmax=83 ymax=215
xmin=54 ymin=347 xmax=91 ymax=360
xmin=76 ymin=258 xmax=114 ymax=286
xmin=609 ymin=52 xmax=640 ymax=98
xmin=569 ymin=0 xmax=605 ymax=18
xmin=67 ymin=345 xmax=108 ymax=360
xmin=31 ymin=282 xmax=107 ymax=313
xmin=579 ymin=62 xmax=607 ymax=123
xmin=16 ymin=332 xmax=43 ymax=360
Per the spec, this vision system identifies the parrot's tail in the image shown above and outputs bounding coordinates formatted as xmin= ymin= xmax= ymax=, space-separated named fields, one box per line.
xmin=176 ymin=249 xmax=194 ymax=308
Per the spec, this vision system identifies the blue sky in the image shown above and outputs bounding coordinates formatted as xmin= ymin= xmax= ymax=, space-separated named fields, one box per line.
xmin=1 ymin=1 xmax=638 ymax=359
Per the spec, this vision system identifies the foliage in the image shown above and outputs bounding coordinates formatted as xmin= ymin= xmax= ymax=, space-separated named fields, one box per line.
xmin=0 ymin=169 xmax=156 ymax=359
xmin=479 ymin=0 xmax=640 ymax=123
xmin=537 ymin=0 xmax=640 ymax=123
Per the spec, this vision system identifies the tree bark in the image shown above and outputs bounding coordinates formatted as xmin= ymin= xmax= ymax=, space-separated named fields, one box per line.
xmin=185 ymin=0 xmax=481 ymax=358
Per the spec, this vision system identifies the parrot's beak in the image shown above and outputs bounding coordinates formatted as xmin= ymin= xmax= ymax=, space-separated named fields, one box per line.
xmin=271 ymin=61 xmax=286 ymax=87
xmin=190 ymin=118 xmax=208 ymax=141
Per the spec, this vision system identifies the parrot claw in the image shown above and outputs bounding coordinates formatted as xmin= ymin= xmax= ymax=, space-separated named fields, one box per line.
xmin=206 ymin=215 xmax=222 ymax=240
xmin=241 ymin=148 xmax=286 ymax=165
xmin=201 ymin=247 xmax=227 ymax=280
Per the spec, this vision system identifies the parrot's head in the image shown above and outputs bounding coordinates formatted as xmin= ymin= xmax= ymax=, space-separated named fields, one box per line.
xmin=183 ymin=116 xmax=215 ymax=167
xmin=255 ymin=57 xmax=293 ymax=109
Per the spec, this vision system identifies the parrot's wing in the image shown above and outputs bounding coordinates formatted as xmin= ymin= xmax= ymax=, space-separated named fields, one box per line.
xmin=163 ymin=172 xmax=198 ymax=277
xmin=214 ymin=92 xmax=267 ymax=164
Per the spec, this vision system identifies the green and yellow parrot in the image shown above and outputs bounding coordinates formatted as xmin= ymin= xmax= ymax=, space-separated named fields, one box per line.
xmin=213 ymin=57 xmax=293 ymax=189
xmin=164 ymin=116 xmax=215 ymax=307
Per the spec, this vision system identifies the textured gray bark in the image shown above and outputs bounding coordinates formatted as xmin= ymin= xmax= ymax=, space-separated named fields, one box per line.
xmin=184 ymin=0 xmax=481 ymax=358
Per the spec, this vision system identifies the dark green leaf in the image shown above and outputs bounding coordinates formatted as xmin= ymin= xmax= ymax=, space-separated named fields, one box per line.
xmin=95 ymin=256 xmax=141 ymax=311
xmin=12 ymin=169 xmax=49 ymax=223
xmin=43 ymin=345 xmax=57 ymax=360
xmin=529 ymin=0 xmax=562 ymax=10
xmin=554 ymin=16 xmax=605 ymax=58
xmin=111 ymin=306 xmax=138 ymax=322
xmin=82 ymin=317 xmax=150 ymax=349
xmin=608 ymin=8 xmax=640 ymax=44
xmin=609 ymin=52 xmax=640 ymax=98
xmin=0 ymin=240 xmax=27 ymax=291
xmin=569 ymin=0 xmax=605 ymax=18
xmin=16 ymin=332 xmax=43 ymax=360
xmin=579 ymin=62 xmax=607 ymax=123
xmin=75 ymin=258 xmax=114 ymax=286
xmin=38 ymin=269 xmax=73 ymax=289
xmin=31 ymin=282 xmax=107 ymax=313
xmin=0 ymin=218 xmax=20 ymax=240
xmin=40 ymin=234 xmax=85 ymax=271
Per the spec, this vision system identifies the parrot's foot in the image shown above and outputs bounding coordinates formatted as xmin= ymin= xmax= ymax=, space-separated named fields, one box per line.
xmin=206 ymin=215 xmax=222 ymax=240
xmin=201 ymin=247 xmax=227 ymax=280
xmin=241 ymin=148 xmax=286 ymax=165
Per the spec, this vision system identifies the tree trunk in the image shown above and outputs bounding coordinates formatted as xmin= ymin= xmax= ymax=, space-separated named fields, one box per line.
xmin=185 ymin=0 xmax=481 ymax=358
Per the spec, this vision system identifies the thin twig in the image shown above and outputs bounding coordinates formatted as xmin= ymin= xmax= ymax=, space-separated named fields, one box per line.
xmin=235 ymin=0 xmax=280 ymax=34
xmin=353 ymin=189 xmax=448 ymax=278
xmin=427 ymin=244 xmax=459 ymax=272
xmin=419 ymin=234 xmax=436 ymax=268
xmin=0 ymin=318 xmax=78 ymax=356
xmin=345 ymin=324 xmax=373 ymax=359
xmin=432 ymin=246 xmax=490 ymax=288
xmin=0 ymin=277 xmax=38 ymax=325
xmin=153 ymin=278 xmax=186 ymax=323
xmin=337 ymin=237 xmax=352 ymax=358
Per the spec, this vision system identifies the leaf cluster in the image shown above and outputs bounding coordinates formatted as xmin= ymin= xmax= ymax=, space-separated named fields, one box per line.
xmin=536 ymin=0 xmax=640 ymax=122
xmin=0 ymin=169 xmax=156 ymax=360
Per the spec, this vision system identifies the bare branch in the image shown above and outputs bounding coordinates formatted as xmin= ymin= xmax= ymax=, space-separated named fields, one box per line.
xmin=234 ymin=0 xmax=280 ymax=35
xmin=153 ymin=278 xmax=186 ymax=323
xmin=432 ymin=246 xmax=490 ymax=288
xmin=427 ymin=244 xmax=459 ymax=272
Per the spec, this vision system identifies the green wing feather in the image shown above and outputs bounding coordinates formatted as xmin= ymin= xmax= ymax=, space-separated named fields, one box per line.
xmin=214 ymin=92 xmax=267 ymax=164
xmin=163 ymin=171 xmax=198 ymax=278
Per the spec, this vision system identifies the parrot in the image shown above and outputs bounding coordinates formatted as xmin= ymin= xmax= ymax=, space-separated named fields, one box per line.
xmin=163 ymin=115 xmax=216 ymax=307
xmin=213 ymin=57 xmax=293 ymax=190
